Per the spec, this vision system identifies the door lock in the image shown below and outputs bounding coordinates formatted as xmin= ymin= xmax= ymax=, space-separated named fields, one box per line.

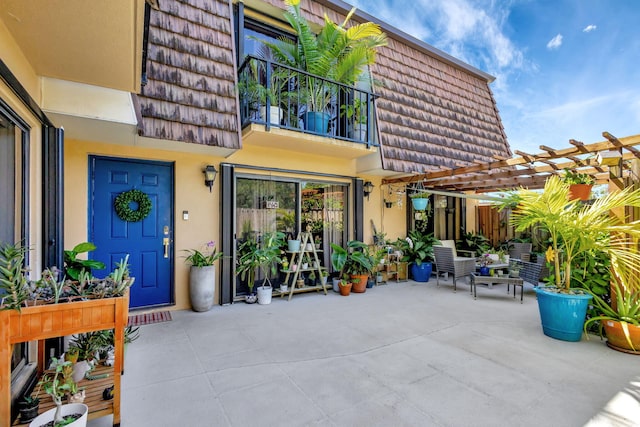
xmin=163 ymin=237 xmax=170 ymax=258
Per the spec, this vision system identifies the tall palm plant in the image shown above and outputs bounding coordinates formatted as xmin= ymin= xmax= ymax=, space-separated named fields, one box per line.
xmin=497 ymin=175 xmax=640 ymax=292
xmin=256 ymin=0 xmax=387 ymax=111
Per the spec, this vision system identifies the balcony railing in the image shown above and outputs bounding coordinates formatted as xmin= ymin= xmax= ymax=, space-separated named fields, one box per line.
xmin=238 ymin=55 xmax=378 ymax=148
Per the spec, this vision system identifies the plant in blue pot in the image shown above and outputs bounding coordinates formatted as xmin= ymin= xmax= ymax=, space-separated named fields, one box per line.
xmin=393 ymin=230 xmax=440 ymax=282
xmin=497 ymin=175 xmax=640 ymax=342
xmin=410 ymin=192 xmax=429 ymax=211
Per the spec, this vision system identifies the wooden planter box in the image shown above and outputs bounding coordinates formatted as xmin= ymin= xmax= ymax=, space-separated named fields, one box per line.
xmin=1 ymin=292 xmax=129 ymax=427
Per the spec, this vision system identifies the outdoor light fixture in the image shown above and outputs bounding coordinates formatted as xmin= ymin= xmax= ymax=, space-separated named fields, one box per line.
xmin=596 ymin=150 xmax=623 ymax=167
xmin=363 ymin=181 xmax=374 ymax=200
xmin=203 ymin=165 xmax=217 ymax=192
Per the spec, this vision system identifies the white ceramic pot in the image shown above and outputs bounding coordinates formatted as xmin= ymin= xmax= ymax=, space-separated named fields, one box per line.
xmin=279 ymin=284 xmax=288 ymax=292
xmin=30 ymin=403 xmax=88 ymax=427
xmin=332 ymin=278 xmax=340 ymax=293
xmin=189 ymin=265 xmax=216 ymax=312
xmin=257 ymin=285 xmax=272 ymax=305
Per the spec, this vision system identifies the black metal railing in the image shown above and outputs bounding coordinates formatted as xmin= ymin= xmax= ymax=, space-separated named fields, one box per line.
xmin=238 ymin=55 xmax=378 ymax=147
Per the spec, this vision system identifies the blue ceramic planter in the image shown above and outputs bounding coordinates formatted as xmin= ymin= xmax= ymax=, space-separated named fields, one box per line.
xmin=535 ymin=287 xmax=592 ymax=342
xmin=479 ymin=266 xmax=490 ymax=276
xmin=411 ymin=262 xmax=432 ymax=282
xmin=411 ymin=198 xmax=429 ymax=211
xmin=304 ymin=111 xmax=330 ymax=134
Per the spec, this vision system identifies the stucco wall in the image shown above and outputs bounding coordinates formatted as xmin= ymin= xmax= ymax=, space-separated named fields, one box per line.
xmin=64 ymin=140 xmax=406 ymax=310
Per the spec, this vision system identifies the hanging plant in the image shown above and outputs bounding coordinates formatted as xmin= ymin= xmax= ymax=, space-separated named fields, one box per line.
xmin=114 ymin=189 xmax=152 ymax=222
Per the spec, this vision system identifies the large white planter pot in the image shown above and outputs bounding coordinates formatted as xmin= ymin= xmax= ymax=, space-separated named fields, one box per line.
xmin=30 ymin=403 xmax=88 ymax=427
xmin=257 ymin=285 xmax=272 ymax=305
xmin=259 ymin=105 xmax=283 ymax=125
xmin=189 ymin=265 xmax=216 ymax=312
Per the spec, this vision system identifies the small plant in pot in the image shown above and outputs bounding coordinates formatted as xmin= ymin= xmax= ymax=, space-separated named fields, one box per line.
xmin=31 ymin=357 xmax=88 ymax=427
xmin=497 ymin=175 xmax=640 ymax=342
xmin=236 ymin=231 xmax=286 ymax=304
xmin=339 ymin=275 xmax=352 ymax=296
xmin=18 ymin=394 xmax=40 ymax=423
xmin=393 ymin=230 xmax=439 ymax=282
xmin=562 ymin=169 xmax=595 ymax=201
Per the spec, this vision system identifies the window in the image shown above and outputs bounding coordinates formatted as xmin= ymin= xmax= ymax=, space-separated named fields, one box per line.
xmin=0 ymin=105 xmax=32 ymax=406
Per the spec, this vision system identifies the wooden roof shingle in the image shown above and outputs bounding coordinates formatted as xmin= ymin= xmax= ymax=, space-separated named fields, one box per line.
xmin=137 ymin=0 xmax=240 ymax=148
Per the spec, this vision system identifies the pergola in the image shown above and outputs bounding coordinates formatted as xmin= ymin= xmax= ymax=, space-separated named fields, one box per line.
xmin=382 ymin=132 xmax=640 ymax=194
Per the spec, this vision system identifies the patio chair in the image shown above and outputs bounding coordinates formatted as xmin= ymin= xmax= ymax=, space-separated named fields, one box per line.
xmin=433 ymin=246 xmax=476 ymax=292
xmin=508 ymin=242 xmax=532 ymax=260
xmin=438 ymin=240 xmax=476 ymax=258
xmin=507 ymin=259 xmax=544 ymax=293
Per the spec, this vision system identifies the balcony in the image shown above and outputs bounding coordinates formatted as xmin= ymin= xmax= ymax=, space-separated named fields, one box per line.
xmin=238 ymin=55 xmax=378 ymax=158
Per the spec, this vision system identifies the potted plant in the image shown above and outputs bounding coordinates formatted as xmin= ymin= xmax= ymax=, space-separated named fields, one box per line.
xmin=340 ymin=97 xmax=368 ymax=140
xmin=339 ymin=275 xmax=352 ymax=296
xmin=584 ymin=244 xmax=640 ymax=353
xmin=410 ymin=193 xmax=429 ymax=211
xmin=68 ymin=331 xmax=108 ymax=382
xmin=0 ymin=242 xmax=132 ymax=427
xmin=236 ymin=232 xmax=286 ymax=305
xmin=320 ymin=270 xmax=329 ymax=287
xmin=330 ymin=240 xmax=374 ymax=293
xmin=17 ymin=394 xmax=40 ymax=424
xmin=393 ymin=231 xmax=439 ymax=282
xmin=497 ymin=175 xmax=640 ymax=342
xmin=562 ymin=169 xmax=595 ymax=201
xmin=256 ymin=0 xmax=387 ymax=134
xmin=30 ymin=358 xmax=88 ymax=427
xmin=183 ymin=241 xmax=224 ymax=312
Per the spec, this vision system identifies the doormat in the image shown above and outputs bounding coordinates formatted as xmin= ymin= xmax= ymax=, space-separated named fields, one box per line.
xmin=128 ymin=311 xmax=172 ymax=327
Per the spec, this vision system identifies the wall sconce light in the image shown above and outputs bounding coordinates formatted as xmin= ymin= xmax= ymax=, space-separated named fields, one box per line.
xmin=437 ymin=195 xmax=448 ymax=209
xmin=596 ymin=150 xmax=623 ymax=166
xmin=363 ymin=181 xmax=374 ymax=200
xmin=203 ymin=165 xmax=217 ymax=192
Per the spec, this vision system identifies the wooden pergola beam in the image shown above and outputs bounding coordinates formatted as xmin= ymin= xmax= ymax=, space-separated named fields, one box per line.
xmin=382 ymin=133 xmax=640 ymax=187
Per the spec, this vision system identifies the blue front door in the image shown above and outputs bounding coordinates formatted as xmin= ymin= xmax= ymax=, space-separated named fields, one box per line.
xmin=90 ymin=157 xmax=174 ymax=308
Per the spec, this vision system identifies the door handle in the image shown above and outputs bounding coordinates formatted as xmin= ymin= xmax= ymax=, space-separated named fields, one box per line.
xmin=163 ymin=237 xmax=170 ymax=258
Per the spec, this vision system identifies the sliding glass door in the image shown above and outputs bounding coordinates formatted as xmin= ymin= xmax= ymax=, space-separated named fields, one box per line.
xmin=234 ymin=175 xmax=348 ymax=300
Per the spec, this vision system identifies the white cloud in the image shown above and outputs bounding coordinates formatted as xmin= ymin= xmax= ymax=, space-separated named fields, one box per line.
xmin=583 ymin=24 xmax=597 ymax=33
xmin=546 ymin=34 xmax=563 ymax=50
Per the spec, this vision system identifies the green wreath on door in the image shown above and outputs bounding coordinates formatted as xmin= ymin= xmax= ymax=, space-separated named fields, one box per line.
xmin=114 ymin=189 xmax=152 ymax=222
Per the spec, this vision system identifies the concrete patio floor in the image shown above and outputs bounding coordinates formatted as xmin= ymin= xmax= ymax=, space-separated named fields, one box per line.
xmin=90 ymin=278 xmax=639 ymax=427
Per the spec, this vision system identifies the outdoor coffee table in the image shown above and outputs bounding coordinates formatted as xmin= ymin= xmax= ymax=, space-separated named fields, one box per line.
xmin=470 ymin=273 xmax=525 ymax=303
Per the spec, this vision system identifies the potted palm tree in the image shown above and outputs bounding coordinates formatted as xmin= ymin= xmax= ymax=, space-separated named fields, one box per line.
xmin=498 ymin=175 xmax=640 ymax=341
xmin=255 ymin=0 xmax=387 ymax=134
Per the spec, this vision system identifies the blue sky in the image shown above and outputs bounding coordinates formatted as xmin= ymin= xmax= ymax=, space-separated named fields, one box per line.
xmin=351 ymin=0 xmax=640 ymax=155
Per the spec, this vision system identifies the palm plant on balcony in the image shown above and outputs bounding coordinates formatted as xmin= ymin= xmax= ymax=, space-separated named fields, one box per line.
xmin=256 ymin=0 xmax=387 ymax=133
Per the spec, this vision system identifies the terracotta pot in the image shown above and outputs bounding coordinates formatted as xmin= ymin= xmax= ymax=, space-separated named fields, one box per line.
xmin=603 ymin=320 xmax=640 ymax=354
xmin=350 ymin=274 xmax=368 ymax=293
xmin=568 ymin=184 xmax=592 ymax=201
xmin=339 ymin=282 xmax=352 ymax=296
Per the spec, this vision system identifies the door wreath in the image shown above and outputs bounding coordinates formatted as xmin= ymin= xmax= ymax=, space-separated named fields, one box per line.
xmin=114 ymin=189 xmax=152 ymax=222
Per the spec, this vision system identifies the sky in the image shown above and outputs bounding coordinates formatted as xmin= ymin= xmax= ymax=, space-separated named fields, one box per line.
xmin=350 ymin=0 xmax=640 ymax=155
